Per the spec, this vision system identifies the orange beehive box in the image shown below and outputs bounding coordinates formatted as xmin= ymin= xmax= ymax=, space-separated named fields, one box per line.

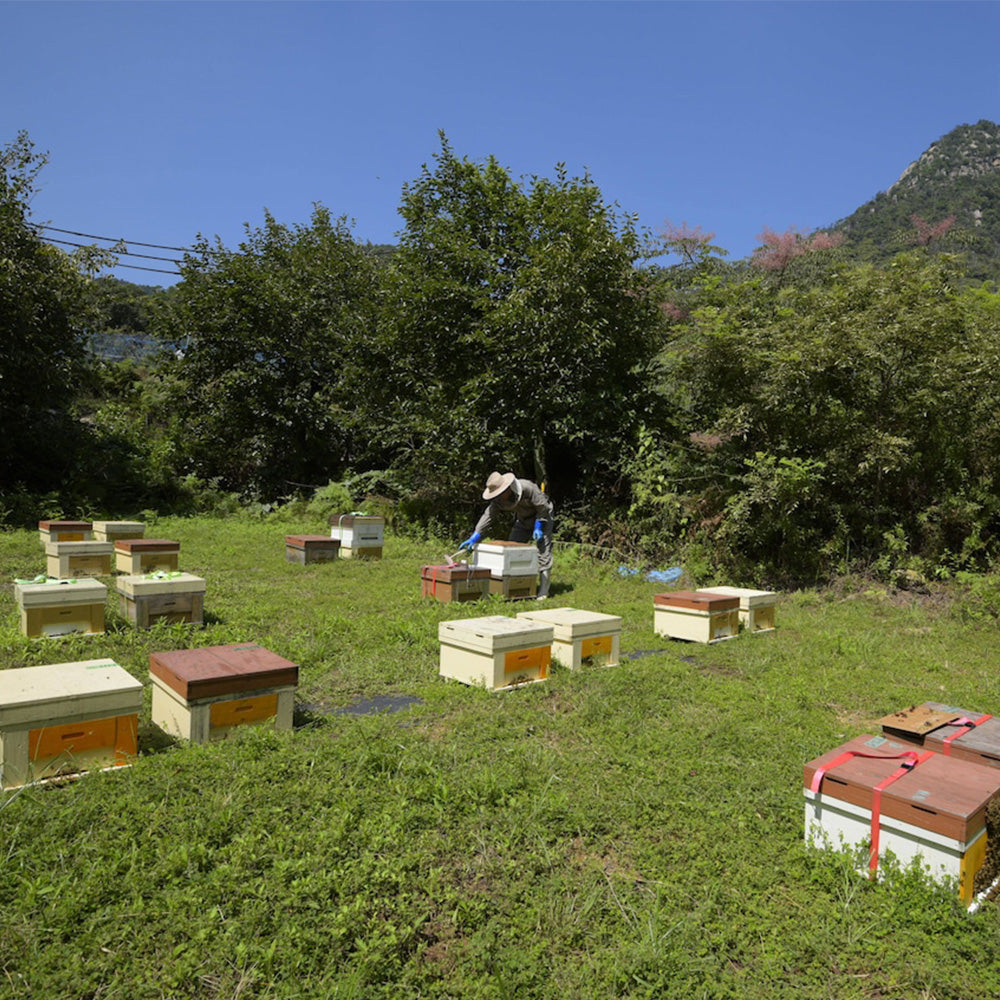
xmin=0 ymin=658 xmax=141 ymax=789
xmin=149 ymin=644 xmax=298 ymax=743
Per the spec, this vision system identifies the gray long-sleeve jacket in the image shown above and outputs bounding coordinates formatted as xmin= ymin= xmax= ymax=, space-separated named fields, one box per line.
xmin=474 ymin=479 xmax=553 ymax=536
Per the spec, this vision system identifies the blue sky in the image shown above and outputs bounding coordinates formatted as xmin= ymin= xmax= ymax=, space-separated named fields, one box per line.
xmin=4 ymin=0 xmax=999 ymax=285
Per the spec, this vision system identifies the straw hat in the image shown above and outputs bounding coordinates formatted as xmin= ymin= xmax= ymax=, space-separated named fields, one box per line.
xmin=483 ymin=471 xmax=516 ymax=500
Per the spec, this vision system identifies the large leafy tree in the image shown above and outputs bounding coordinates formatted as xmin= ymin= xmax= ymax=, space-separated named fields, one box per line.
xmin=160 ymin=206 xmax=380 ymax=499
xmin=375 ymin=134 xmax=661 ymax=512
xmin=0 ymin=132 xmax=97 ymax=497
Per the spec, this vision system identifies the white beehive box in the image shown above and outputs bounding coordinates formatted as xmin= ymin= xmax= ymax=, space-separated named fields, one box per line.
xmin=472 ymin=540 xmax=539 ymax=578
xmin=15 ymin=578 xmax=107 ymax=638
xmin=329 ymin=515 xmax=384 ymax=558
xmin=697 ymin=586 xmax=777 ymax=632
xmin=438 ymin=615 xmax=553 ymax=690
xmin=653 ymin=590 xmax=739 ymax=644
xmin=516 ymin=606 xmax=622 ymax=669
xmin=45 ymin=540 xmax=114 ymax=579
xmin=0 ymin=658 xmax=142 ymax=789
xmin=117 ymin=572 xmax=206 ymax=628
xmin=92 ymin=520 xmax=145 ymax=543
xmin=38 ymin=520 xmax=93 ymax=545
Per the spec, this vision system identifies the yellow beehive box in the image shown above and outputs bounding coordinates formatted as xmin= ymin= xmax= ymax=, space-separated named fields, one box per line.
xmin=516 ymin=607 xmax=622 ymax=669
xmin=653 ymin=590 xmax=739 ymax=644
xmin=92 ymin=520 xmax=145 ymax=543
xmin=15 ymin=578 xmax=107 ymax=638
xmin=438 ymin=615 xmax=553 ymax=690
xmin=117 ymin=572 xmax=206 ymax=628
xmin=114 ymin=539 xmax=180 ymax=575
xmin=0 ymin=658 xmax=142 ymax=789
xmin=696 ymin=586 xmax=777 ymax=632
xmin=149 ymin=644 xmax=298 ymax=744
xmin=45 ymin=540 xmax=113 ymax=579
xmin=38 ymin=520 xmax=93 ymax=545
xmin=329 ymin=515 xmax=384 ymax=558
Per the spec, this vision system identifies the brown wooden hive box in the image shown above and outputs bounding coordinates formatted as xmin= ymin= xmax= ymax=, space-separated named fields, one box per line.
xmin=149 ymin=644 xmax=299 ymax=701
xmin=285 ymin=535 xmax=341 ymax=564
xmin=421 ymin=563 xmax=492 ymax=603
xmin=804 ymin=734 xmax=1000 ymax=842
xmin=881 ymin=701 xmax=1000 ymax=769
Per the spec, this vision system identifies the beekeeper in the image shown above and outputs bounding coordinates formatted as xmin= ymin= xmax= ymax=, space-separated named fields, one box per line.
xmin=459 ymin=471 xmax=554 ymax=599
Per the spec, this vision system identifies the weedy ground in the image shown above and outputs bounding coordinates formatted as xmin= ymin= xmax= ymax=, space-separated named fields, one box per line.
xmin=1 ymin=517 xmax=1000 ymax=999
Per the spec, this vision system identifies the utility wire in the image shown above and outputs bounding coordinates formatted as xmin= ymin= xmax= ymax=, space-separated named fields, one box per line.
xmin=35 ymin=224 xmax=220 ymax=255
xmin=45 ymin=236 xmax=184 ymax=265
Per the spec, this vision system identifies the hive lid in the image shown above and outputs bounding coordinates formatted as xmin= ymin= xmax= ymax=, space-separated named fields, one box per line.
xmin=117 ymin=572 xmax=206 ymax=597
xmin=149 ymin=644 xmax=298 ymax=700
xmin=803 ymin=734 xmax=1000 ymax=841
xmin=285 ymin=534 xmax=339 ymax=547
xmin=516 ymin=606 xmax=622 ymax=639
xmin=477 ymin=540 xmax=536 ymax=550
xmin=114 ymin=538 xmax=180 ymax=553
xmin=92 ymin=520 xmax=145 ymax=533
xmin=14 ymin=578 xmax=107 ymax=606
xmin=879 ymin=703 xmax=962 ymax=740
xmin=0 ymin=659 xmax=142 ymax=723
xmin=438 ymin=615 xmax=554 ymax=651
xmin=421 ymin=563 xmax=492 ymax=583
xmin=328 ymin=514 xmax=383 ymax=527
xmin=38 ymin=520 xmax=93 ymax=531
xmin=44 ymin=540 xmax=113 ymax=556
xmin=654 ymin=590 xmax=739 ymax=612
xmin=696 ymin=586 xmax=777 ymax=607
xmin=892 ymin=701 xmax=1000 ymax=767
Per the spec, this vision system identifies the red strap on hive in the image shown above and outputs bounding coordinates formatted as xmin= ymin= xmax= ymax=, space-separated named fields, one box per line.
xmin=942 ymin=714 xmax=993 ymax=755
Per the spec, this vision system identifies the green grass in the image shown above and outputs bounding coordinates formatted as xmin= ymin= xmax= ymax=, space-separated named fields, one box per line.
xmin=2 ymin=517 xmax=1000 ymax=998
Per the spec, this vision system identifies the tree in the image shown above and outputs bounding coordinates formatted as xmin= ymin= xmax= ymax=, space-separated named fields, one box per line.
xmin=375 ymin=134 xmax=661 ymax=513
xmin=157 ymin=206 xmax=380 ymax=499
xmin=0 ymin=132 xmax=96 ymax=498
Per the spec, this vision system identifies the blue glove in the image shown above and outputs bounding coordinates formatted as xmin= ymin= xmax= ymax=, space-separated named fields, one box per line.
xmin=459 ymin=532 xmax=482 ymax=551
xmin=533 ymin=520 xmax=544 ymax=542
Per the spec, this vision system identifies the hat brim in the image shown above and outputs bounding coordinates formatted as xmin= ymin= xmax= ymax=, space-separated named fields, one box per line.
xmin=483 ymin=472 xmax=516 ymax=500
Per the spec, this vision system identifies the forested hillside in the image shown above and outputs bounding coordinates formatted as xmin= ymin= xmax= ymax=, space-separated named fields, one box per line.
xmin=5 ymin=126 xmax=1000 ymax=585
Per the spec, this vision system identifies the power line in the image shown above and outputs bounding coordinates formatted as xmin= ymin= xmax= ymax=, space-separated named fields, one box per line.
xmin=44 ymin=236 xmax=183 ymax=265
xmin=35 ymin=224 xmax=212 ymax=255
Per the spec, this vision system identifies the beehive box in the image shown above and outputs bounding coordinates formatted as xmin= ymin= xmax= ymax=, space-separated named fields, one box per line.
xmin=0 ymin=658 xmax=142 ymax=789
xmin=653 ymin=590 xmax=739 ymax=644
xmin=880 ymin=702 xmax=1000 ymax=769
xmin=38 ymin=520 xmax=93 ymax=545
xmin=92 ymin=520 xmax=145 ymax=543
xmin=438 ymin=615 xmax=553 ymax=690
xmin=516 ymin=606 xmax=622 ymax=669
xmin=115 ymin=538 xmax=180 ymax=575
xmin=472 ymin=540 xmax=539 ymax=578
xmin=45 ymin=540 xmax=114 ymax=579
xmin=421 ymin=563 xmax=492 ymax=603
xmin=117 ymin=572 xmax=206 ymax=628
xmin=149 ymin=644 xmax=298 ymax=743
xmin=487 ymin=575 xmax=538 ymax=601
xmin=329 ymin=515 xmax=383 ymax=558
xmin=803 ymin=734 xmax=1000 ymax=906
xmin=696 ymin=586 xmax=777 ymax=633
xmin=15 ymin=578 xmax=107 ymax=638
xmin=285 ymin=534 xmax=341 ymax=564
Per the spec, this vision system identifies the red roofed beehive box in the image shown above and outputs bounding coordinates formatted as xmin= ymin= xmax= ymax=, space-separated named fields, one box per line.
xmin=38 ymin=520 xmax=93 ymax=545
xmin=115 ymin=538 xmax=180 ymax=575
xmin=653 ymin=590 xmax=739 ymax=644
xmin=421 ymin=562 xmax=491 ymax=603
xmin=803 ymin=734 xmax=1000 ymax=906
xmin=149 ymin=644 xmax=298 ymax=743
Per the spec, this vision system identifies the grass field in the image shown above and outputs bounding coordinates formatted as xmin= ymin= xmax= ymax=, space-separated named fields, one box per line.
xmin=2 ymin=516 xmax=1000 ymax=999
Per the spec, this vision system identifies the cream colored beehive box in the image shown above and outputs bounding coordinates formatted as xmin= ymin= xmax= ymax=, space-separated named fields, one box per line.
xmin=15 ymin=578 xmax=107 ymax=638
xmin=92 ymin=520 xmax=145 ymax=543
xmin=0 ymin=658 xmax=141 ymax=789
xmin=38 ymin=520 xmax=93 ymax=545
xmin=438 ymin=615 xmax=553 ymax=691
xmin=653 ymin=590 xmax=739 ymax=644
xmin=329 ymin=515 xmax=384 ymax=559
xmin=45 ymin=540 xmax=113 ymax=579
xmin=516 ymin=607 xmax=622 ymax=669
xmin=117 ymin=572 xmax=206 ymax=628
xmin=472 ymin=540 xmax=539 ymax=578
xmin=114 ymin=539 xmax=180 ymax=575
xmin=696 ymin=587 xmax=777 ymax=633
xmin=149 ymin=644 xmax=298 ymax=744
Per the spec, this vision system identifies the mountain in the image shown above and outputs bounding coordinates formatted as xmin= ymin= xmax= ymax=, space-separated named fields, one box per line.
xmin=831 ymin=119 xmax=1000 ymax=278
